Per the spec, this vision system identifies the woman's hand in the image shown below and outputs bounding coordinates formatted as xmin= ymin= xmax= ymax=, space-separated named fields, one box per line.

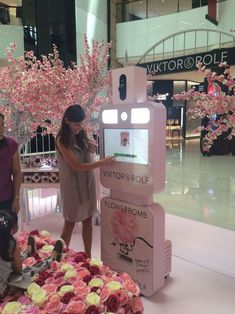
xmin=100 ymin=156 xmax=116 ymax=166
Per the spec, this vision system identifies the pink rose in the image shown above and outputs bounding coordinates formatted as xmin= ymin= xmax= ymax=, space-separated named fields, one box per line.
xmin=65 ymin=300 xmax=86 ymax=313
xmin=76 ymin=268 xmax=90 ymax=280
xmin=100 ymin=286 xmax=110 ymax=302
xmin=54 ymin=277 xmax=66 ymax=287
xmin=45 ymin=277 xmax=56 ymax=285
xmin=43 ymin=299 xmax=63 ymax=314
xmin=123 ymin=280 xmax=140 ymax=296
xmin=18 ymin=295 xmax=31 ymax=305
xmin=105 ymin=294 xmax=120 ymax=312
xmin=131 ymin=297 xmax=144 ymax=313
xmin=42 ymin=284 xmax=57 ymax=295
xmin=23 ymin=257 xmax=37 ymax=267
xmin=24 ymin=304 xmax=40 ymax=314
xmin=117 ymin=290 xmax=129 ymax=306
xmin=74 ymin=283 xmax=90 ymax=298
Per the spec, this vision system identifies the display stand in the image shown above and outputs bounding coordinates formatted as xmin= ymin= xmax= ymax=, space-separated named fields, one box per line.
xmin=99 ymin=66 xmax=172 ymax=296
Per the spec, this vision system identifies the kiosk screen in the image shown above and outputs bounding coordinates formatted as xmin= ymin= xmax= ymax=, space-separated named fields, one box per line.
xmin=104 ymin=129 xmax=148 ymax=165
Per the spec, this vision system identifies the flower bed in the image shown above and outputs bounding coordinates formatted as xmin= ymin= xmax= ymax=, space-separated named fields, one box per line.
xmin=0 ymin=230 xmax=144 ymax=314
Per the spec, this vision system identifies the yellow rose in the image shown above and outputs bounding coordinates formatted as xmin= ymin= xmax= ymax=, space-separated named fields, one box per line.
xmin=106 ymin=281 xmax=122 ymax=292
xmin=64 ymin=270 xmax=77 ymax=279
xmin=27 ymin=282 xmax=41 ymax=297
xmin=59 ymin=285 xmax=75 ymax=296
xmin=41 ymin=245 xmax=54 ymax=252
xmin=32 ymin=290 xmax=47 ymax=306
xmin=88 ymin=278 xmax=104 ymax=288
xmin=86 ymin=292 xmax=100 ymax=306
xmin=61 ymin=263 xmax=74 ymax=272
xmin=2 ymin=301 xmax=21 ymax=314
xmin=89 ymin=258 xmax=103 ymax=267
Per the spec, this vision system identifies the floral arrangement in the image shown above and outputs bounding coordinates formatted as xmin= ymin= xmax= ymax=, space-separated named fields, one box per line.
xmin=0 ymin=34 xmax=111 ymax=141
xmin=173 ymin=62 xmax=235 ymax=151
xmin=0 ymin=230 xmax=144 ymax=314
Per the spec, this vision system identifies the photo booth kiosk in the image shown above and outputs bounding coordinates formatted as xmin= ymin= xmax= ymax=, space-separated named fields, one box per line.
xmin=99 ymin=66 xmax=172 ymax=297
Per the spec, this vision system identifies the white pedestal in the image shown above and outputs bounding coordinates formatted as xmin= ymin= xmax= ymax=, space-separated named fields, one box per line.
xmin=101 ymin=196 xmax=166 ymax=296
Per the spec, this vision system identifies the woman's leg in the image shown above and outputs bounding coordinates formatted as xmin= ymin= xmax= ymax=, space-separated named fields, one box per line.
xmin=82 ymin=216 xmax=93 ymax=258
xmin=60 ymin=220 xmax=75 ymax=247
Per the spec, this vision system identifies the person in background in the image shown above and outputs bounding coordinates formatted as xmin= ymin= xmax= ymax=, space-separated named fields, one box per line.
xmin=0 ymin=210 xmax=64 ymax=299
xmin=56 ymin=104 xmax=115 ymax=257
xmin=0 ymin=113 xmax=21 ymax=213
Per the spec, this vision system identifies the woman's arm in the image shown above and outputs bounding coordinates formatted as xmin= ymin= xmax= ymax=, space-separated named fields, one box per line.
xmin=57 ymin=138 xmax=114 ymax=172
xmin=12 ymin=242 xmax=23 ymax=273
xmin=11 ymin=150 xmax=22 ymax=213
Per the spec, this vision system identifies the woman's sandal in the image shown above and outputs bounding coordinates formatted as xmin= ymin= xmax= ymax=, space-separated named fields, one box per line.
xmin=52 ymin=239 xmax=64 ymax=262
xmin=27 ymin=235 xmax=36 ymax=254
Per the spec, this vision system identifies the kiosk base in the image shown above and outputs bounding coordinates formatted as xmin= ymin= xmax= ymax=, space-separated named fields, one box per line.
xmin=101 ymin=196 xmax=172 ymax=297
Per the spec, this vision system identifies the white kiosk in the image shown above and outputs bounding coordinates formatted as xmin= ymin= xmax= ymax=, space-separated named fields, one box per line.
xmin=99 ymin=66 xmax=172 ymax=297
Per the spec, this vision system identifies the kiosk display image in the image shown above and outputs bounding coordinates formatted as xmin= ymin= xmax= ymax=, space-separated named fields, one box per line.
xmin=104 ymin=128 xmax=148 ymax=165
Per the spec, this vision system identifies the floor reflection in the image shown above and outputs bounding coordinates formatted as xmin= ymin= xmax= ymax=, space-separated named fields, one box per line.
xmin=155 ymin=139 xmax=235 ymax=231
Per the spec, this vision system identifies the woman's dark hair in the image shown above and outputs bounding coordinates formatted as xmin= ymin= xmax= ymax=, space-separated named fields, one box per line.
xmin=0 ymin=113 xmax=4 ymax=120
xmin=56 ymin=104 xmax=88 ymax=150
xmin=0 ymin=210 xmax=18 ymax=261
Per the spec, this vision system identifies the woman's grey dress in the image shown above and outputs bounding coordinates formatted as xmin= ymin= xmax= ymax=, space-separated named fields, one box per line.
xmin=57 ymin=145 xmax=97 ymax=222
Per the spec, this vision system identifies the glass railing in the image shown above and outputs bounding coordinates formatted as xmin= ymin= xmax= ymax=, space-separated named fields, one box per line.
xmin=116 ymin=0 xmax=227 ymax=23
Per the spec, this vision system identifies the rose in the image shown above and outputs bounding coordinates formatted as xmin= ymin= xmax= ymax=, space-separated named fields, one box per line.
xmin=123 ymin=280 xmax=140 ymax=296
xmin=83 ymin=275 xmax=93 ymax=284
xmin=54 ymin=271 xmax=66 ymax=279
xmin=31 ymin=252 xmax=41 ymax=262
xmin=30 ymin=229 xmax=40 ymax=236
xmin=90 ymin=287 xmax=100 ymax=293
xmin=35 ymin=278 xmax=46 ymax=286
xmin=61 ymin=292 xmax=76 ymax=304
xmin=73 ymin=252 xmax=87 ymax=263
xmin=23 ymin=257 xmax=37 ymax=267
xmin=65 ymin=300 xmax=86 ymax=313
xmin=81 ymin=262 xmax=90 ymax=269
xmin=105 ymin=294 xmax=120 ymax=312
xmin=85 ymin=305 xmax=100 ymax=314
xmin=36 ymin=242 xmax=45 ymax=250
xmin=42 ymin=284 xmax=57 ymax=295
xmin=89 ymin=266 xmax=100 ymax=276
xmin=131 ymin=297 xmax=144 ymax=313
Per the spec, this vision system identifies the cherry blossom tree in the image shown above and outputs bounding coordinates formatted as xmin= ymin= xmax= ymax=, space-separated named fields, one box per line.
xmin=0 ymin=35 xmax=111 ymax=142
xmin=174 ymin=62 xmax=235 ymax=152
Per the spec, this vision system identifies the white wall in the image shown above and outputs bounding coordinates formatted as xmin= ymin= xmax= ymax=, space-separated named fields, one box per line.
xmin=0 ymin=25 xmax=24 ymax=60
xmin=116 ymin=0 xmax=235 ymax=60
xmin=75 ymin=0 xmax=108 ymax=62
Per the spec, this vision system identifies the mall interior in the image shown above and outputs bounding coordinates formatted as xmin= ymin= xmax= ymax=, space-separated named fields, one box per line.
xmin=0 ymin=0 xmax=235 ymax=313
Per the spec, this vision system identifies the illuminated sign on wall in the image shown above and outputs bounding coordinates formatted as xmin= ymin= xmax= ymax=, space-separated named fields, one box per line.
xmin=139 ymin=47 xmax=235 ymax=75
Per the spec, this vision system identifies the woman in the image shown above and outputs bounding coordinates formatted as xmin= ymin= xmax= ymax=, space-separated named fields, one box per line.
xmin=0 ymin=113 xmax=21 ymax=213
xmin=56 ymin=104 xmax=114 ymax=257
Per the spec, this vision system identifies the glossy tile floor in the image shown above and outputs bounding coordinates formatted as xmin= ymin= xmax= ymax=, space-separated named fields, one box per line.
xmin=156 ymin=139 xmax=235 ymax=231
xmin=20 ymin=139 xmax=235 ymax=314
